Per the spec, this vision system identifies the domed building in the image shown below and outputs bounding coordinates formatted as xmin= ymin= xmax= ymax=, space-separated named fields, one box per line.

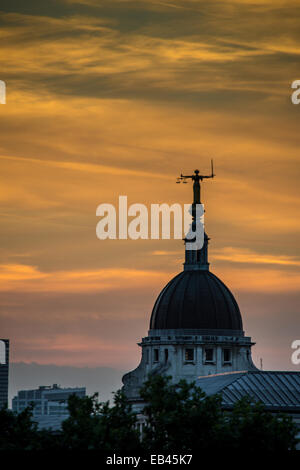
xmin=122 ymin=169 xmax=257 ymax=408
xmin=122 ymin=169 xmax=300 ymax=442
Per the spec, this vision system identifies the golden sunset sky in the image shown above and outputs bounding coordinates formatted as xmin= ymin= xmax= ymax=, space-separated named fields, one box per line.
xmin=0 ymin=0 xmax=299 ymax=372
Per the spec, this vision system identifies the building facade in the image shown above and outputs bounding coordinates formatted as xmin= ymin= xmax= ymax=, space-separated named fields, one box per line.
xmin=12 ymin=384 xmax=86 ymax=429
xmin=0 ymin=339 xmax=9 ymax=409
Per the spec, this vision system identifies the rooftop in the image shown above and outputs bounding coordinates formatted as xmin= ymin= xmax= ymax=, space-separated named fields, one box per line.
xmin=196 ymin=371 xmax=300 ymax=411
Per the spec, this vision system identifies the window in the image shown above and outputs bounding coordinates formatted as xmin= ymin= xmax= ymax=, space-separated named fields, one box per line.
xmin=185 ymin=348 xmax=194 ymax=362
xmin=0 ymin=340 xmax=6 ymax=364
xmin=146 ymin=349 xmax=149 ymax=364
xmin=223 ymin=348 xmax=232 ymax=363
xmin=164 ymin=349 xmax=168 ymax=362
xmin=204 ymin=348 xmax=214 ymax=363
xmin=153 ymin=349 xmax=159 ymax=362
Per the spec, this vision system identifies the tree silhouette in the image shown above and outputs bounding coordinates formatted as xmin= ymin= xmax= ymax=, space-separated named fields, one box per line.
xmin=0 ymin=376 xmax=297 ymax=452
xmin=139 ymin=374 xmax=298 ymax=452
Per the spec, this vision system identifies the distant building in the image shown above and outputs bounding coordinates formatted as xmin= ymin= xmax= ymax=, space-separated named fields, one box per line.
xmin=0 ymin=339 xmax=9 ymax=409
xmin=12 ymin=384 xmax=86 ymax=430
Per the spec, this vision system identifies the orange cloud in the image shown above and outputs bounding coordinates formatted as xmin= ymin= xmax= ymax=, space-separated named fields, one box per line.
xmin=1 ymin=261 xmax=299 ymax=295
xmin=212 ymin=247 xmax=300 ymax=267
xmin=0 ymin=263 xmax=170 ymax=293
xmin=219 ymin=267 xmax=300 ymax=293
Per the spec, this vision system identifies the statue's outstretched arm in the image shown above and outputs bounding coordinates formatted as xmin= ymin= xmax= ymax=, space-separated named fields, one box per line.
xmin=180 ymin=174 xmax=193 ymax=179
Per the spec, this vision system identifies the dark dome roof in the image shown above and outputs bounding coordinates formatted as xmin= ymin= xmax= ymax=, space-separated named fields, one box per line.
xmin=150 ymin=270 xmax=243 ymax=331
